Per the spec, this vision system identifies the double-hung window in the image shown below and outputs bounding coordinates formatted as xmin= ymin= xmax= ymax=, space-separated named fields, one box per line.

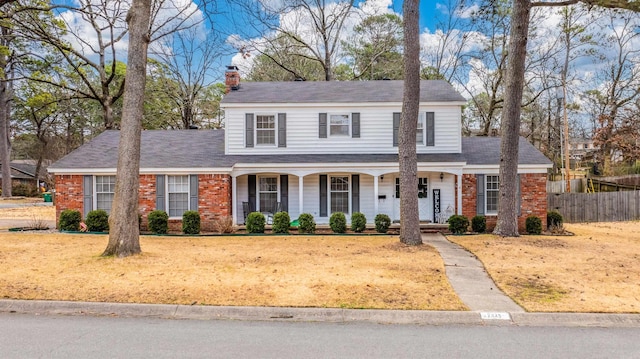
xmin=256 ymin=115 xmax=276 ymax=145
xmin=330 ymin=176 xmax=349 ymax=213
xmin=259 ymin=177 xmax=278 ymax=213
xmin=329 ymin=114 xmax=350 ymax=136
xmin=416 ymin=113 xmax=425 ymax=144
xmin=95 ymin=175 xmax=115 ymax=213
xmin=168 ymin=175 xmax=189 ymax=217
xmin=485 ymin=175 xmax=499 ymax=214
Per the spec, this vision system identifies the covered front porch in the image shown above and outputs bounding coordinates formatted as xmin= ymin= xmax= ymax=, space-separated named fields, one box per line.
xmin=230 ymin=164 xmax=463 ymax=226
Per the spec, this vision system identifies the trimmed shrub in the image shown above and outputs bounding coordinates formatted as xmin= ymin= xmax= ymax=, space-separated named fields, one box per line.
xmin=298 ymin=213 xmax=316 ymax=234
xmin=272 ymin=211 xmax=291 ymax=234
xmin=526 ymin=215 xmax=542 ymax=235
xmin=246 ymin=212 xmax=265 ymax=234
xmin=329 ymin=212 xmax=347 ymax=233
xmin=350 ymin=212 xmax=367 ymax=233
xmin=59 ymin=209 xmax=81 ymax=231
xmin=374 ymin=213 xmax=391 ymax=234
xmin=471 ymin=215 xmax=486 ymax=233
xmin=182 ymin=210 xmax=200 ymax=234
xmin=212 ymin=216 xmax=234 ymax=234
xmin=148 ymin=210 xmax=169 ymax=234
xmin=448 ymin=215 xmax=469 ymax=235
xmin=86 ymin=209 xmax=109 ymax=232
xmin=547 ymin=211 xmax=563 ymax=229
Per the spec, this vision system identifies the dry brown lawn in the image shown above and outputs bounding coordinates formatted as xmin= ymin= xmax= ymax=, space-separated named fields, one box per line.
xmin=0 ymin=205 xmax=55 ymax=220
xmin=0 ymin=233 xmax=465 ymax=310
xmin=448 ymin=221 xmax=640 ymax=313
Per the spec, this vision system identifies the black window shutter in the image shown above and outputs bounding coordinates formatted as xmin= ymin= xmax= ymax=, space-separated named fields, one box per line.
xmin=83 ymin=175 xmax=93 ymax=218
xmin=190 ymin=175 xmax=199 ymax=211
xmin=245 ymin=113 xmax=254 ymax=148
xmin=156 ymin=175 xmax=165 ymax=211
xmin=352 ymin=113 xmax=360 ymax=138
xmin=476 ymin=174 xmax=485 ymax=215
xmin=248 ymin=175 xmax=257 ymax=212
xmin=351 ymin=174 xmax=360 ymax=213
xmin=319 ymin=175 xmax=327 ymax=217
xmin=426 ymin=112 xmax=435 ymax=146
xmin=278 ymin=113 xmax=287 ymax=147
xmin=319 ymin=113 xmax=327 ymax=138
xmin=280 ymin=174 xmax=288 ymax=212
xmin=393 ymin=112 xmax=400 ymax=147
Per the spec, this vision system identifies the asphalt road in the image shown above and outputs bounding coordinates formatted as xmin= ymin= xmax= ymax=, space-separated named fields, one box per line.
xmin=2 ymin=313 xmax=640 ymax=358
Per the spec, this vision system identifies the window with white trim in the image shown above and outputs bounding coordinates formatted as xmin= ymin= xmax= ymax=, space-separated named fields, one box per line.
xmin=95 ymin=175 xmax=115 ymax=213
xmin=259 ymin=176 xmax=278 ymax=213
xmin=168 ymin=175 xmax=189 ymax=217
xmin=256 ymin=115 xmax=276 ymax=145
xmin=330 ymin=176 xmax=349 ymax=213
xmin=416 ymin=113 xmax=425 ymax=144
xmin=486 ymin=175 xmax=499 ymax=214
xmin=329 ymin=114 xmax=350 ymax=136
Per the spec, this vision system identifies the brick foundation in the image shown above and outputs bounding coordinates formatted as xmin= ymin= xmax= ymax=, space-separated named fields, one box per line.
xmin=462 ymin=173 xmax=547 ymax=233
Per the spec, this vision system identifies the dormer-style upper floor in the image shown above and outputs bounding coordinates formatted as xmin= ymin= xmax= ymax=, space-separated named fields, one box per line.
xmin=220 ymin=66 xmax=467 ymax=156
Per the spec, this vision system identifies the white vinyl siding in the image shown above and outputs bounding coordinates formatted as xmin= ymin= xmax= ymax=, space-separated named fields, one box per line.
xmin=95 ymin=175 xmax=115 ymax=213
xmin=225 ymin=105 xmax=461 ymax=155
xmin=168 ymin=175 xmax=189 ymax=217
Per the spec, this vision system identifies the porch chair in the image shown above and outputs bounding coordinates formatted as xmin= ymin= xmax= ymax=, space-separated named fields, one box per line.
xmin=242 ymin=202 xmax=254 ymax=222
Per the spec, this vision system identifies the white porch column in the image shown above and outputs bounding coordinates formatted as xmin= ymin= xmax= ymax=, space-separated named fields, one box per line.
xmin=373 ymin=175 xmax=379 ymax=215
xmin=457 ymin=172 xmax=462 ymax=215
xmin=298 ymin=176 xmax=304 ymax=217
xmin=231 ymin=175 xmax=238 ymax=225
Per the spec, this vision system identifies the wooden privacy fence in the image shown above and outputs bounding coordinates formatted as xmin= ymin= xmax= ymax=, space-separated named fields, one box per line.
xmin=547 ymin=191 xmax=640 ymax=223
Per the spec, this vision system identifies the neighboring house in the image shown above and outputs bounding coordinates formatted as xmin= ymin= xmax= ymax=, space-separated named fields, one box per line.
xmin=48 ymin=66 xmax=552 ymax=232
xmin=0 ymin=162 xmax=43 ymax=189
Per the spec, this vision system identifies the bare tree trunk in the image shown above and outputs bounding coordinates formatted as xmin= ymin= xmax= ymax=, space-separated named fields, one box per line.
xmin=103 ymin=0 xmax=151 ymax=257
xmin=399 ymin=0 xmax=421 ymax=245
xmin=0 ymin=81 xmax=11 ymax=198
xmin=494 ymin=0 xmax=531 ymax=237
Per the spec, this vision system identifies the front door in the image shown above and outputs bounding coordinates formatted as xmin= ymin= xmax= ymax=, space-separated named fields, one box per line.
xmin=393 ymin=177 xmax=431 ymax=222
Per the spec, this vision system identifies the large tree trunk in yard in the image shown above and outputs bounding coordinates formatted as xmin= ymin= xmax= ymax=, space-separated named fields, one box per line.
xmin=493 ymin=0 xmax=531 ymax=237
xmin=103 ymin=0 xmax=151 ymax=257
xmin=398 ymin=0 xmax=421 ymax=245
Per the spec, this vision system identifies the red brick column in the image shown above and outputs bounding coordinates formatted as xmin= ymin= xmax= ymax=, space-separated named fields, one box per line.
xmin=53 ymin=175 xmax=83 ymax=228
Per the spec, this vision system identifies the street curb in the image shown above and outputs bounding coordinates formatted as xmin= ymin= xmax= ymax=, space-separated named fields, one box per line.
xmin=2 ymin=300 xmax=640 ymax=327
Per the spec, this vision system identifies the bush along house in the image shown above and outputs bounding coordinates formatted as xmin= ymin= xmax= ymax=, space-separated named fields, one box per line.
xmin=48 ymin=66 xmax=552 ymax=232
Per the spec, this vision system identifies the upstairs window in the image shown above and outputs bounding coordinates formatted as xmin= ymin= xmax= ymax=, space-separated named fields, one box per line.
xmin=256 ymin=115 xmax=276 ymax=145
xmin=416 ymin=113 xmax=425 ymax=144
xmin=329 ymin=114 xmax=350 ymax=136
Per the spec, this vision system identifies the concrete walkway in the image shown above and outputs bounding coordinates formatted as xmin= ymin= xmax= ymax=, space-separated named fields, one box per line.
xmin=422 ymin=233 xmax=524 ymax=313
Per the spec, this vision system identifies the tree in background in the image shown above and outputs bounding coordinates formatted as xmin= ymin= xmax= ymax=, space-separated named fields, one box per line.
xmin=231 ymin=0 xmax=356 ymax=81
xmin=342 ymin=13 xmax=403 ymax=80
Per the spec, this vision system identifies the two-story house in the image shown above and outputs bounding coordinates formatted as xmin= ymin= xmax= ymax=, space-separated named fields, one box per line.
xmin=48 ymin=66 xmax=552 ymax=232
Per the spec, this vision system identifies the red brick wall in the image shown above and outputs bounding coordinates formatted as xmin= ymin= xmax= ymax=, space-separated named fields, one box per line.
xmin=54 ymin=175 xmax=84 ymax=226
xmin=55 ymin=173 xmax=233 ymax=232
xmin=462 ymin=173 xmax=547 ymax=233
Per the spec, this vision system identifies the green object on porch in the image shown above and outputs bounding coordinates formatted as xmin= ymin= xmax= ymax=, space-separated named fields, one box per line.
xmin=290 ymin=219 xmax=299 ymax=227
xmin=43 ymin=192 xmax=52 ymax=202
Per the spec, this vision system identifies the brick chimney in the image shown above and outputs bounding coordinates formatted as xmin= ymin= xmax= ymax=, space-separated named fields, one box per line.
xmin=225 ymin=65 xmax=240 ymax=93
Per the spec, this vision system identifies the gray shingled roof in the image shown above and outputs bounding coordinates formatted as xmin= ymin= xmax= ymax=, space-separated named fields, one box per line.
xmin=462 ymin=137 xmax=552 ymax=165
xmin=221 ymin=80 xmax=466 ymax=104
xmin=49 ymin=130 xmax=551 ymax=171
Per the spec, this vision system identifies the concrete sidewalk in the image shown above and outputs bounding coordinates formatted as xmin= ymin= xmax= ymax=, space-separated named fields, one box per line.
xmin=422 ymin=233 xmax=524 ymax=313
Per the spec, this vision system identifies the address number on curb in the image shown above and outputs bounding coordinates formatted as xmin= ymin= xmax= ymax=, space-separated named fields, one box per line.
xmin=480 ymin=312 xmax=511 ymax=320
